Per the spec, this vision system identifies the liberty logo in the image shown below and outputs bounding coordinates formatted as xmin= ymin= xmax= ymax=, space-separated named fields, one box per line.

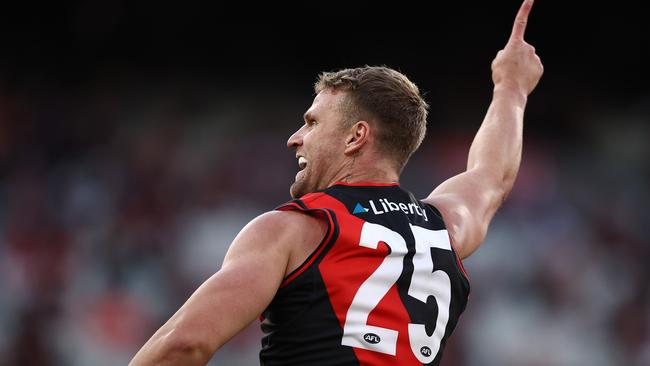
xmin=367 ymin=198 xmax=428 ymax=221
xmin=352 ymin=203 xmax=369 ymax=214
xmin=352 ymin=198 xmax=428 ymax=221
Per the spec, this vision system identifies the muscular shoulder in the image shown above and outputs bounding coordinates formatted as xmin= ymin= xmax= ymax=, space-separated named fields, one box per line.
xmin=423 ymin=193 xmax=486 ymax=260
xmin=224 ymin=210 xmax=327 ymax=275
xmin=245 ymin=210 xmax=325 ymax=243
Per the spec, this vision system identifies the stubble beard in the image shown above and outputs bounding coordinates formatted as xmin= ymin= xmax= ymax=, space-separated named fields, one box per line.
xmin=290 ymin=168 xmax=316 ymax=199
xmin=290 ymin=174 xmax=308 ymax=199
xmin=289 ymin=183 xmax=300 ymax=199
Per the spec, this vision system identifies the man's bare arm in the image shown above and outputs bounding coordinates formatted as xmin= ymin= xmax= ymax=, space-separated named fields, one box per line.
xmin=128 ymin=210 xmax=325 ymax=366
xmin=424 ymin=0 xmax=543 ymax=259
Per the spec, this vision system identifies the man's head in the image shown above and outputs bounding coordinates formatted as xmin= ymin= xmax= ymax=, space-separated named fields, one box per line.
xmin=287 ymin=66 xmax=428 ymax=198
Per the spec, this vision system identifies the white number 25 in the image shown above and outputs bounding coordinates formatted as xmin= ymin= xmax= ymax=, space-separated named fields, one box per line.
xmin=341 ymin=222 xmax=452 ymax=363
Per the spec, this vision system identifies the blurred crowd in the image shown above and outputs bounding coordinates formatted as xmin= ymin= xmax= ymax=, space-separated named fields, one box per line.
xmin=0 ymin=77 xmax=648 ymax=366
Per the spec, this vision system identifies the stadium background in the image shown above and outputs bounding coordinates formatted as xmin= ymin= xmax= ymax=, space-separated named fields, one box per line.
xmin=1 ymin=1 xmax=648 ymax=365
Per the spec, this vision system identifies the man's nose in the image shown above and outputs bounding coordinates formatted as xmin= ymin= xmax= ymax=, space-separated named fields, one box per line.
xmin=287 ymin=128 xmax=303 ymax=149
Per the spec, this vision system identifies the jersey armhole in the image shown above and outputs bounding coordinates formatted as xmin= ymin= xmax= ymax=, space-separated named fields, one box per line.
xmin=276 ymin=201 xmax=339 ymax=288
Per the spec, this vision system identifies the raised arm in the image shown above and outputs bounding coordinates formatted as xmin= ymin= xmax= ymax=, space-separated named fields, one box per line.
xmin=424 ymin=0 xmax=543 ymax=259
xmin=129 ymin=210 xmax=325 ymax=366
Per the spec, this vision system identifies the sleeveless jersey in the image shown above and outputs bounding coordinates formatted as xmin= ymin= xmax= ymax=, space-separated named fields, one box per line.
xmin=260 ymin=182 xmax=470 ymax=366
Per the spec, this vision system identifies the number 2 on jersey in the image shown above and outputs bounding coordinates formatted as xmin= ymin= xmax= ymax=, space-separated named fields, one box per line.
xmin=341 ymin=222 xmax=452 ymax=363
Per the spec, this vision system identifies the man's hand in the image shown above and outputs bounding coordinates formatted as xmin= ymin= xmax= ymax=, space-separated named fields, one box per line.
xmin=491 ymin=0 xmax=544 ymax=97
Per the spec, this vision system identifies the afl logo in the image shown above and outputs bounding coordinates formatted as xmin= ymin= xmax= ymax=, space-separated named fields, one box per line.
xmin=363 ymin=333 xmax=381 ymax=344
xmin=420 ymin=346 xmax=432 ymax=357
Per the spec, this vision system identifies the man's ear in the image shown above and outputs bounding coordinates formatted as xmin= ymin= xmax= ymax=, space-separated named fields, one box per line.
xmin=344 ymin=120 xmax=370 ymax=155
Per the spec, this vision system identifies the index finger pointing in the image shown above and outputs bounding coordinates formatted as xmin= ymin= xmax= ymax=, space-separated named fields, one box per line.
xmin=509 ymin=0 xmax=535 ymax=43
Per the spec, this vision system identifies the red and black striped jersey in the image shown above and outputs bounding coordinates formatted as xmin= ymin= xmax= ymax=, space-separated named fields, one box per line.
xmin=260 ymin=182 xmax=470 ymax=366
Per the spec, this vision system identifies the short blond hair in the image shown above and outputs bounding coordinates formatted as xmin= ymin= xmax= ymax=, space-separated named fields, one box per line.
xmin=315 ymin=66 xmax=428 ymax=172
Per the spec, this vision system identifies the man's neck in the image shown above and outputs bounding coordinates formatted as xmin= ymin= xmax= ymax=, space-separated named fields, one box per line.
xmin=329 ymin=169 xmax=399 ymax=187
xmin=323 ymin=151 xmax=400 ymax=188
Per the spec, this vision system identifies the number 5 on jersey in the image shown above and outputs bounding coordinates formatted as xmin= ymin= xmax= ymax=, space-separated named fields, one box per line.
xmin=341 ymin=222 xmax=452 ymax=363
